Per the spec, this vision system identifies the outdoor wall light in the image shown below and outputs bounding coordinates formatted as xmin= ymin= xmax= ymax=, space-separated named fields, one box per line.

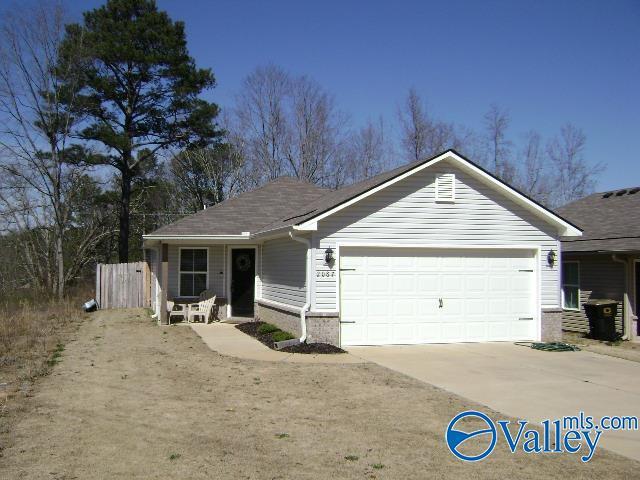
xmin=324 ymin=247 xmax=334 ymax=264
xmin=547 ymin=249 xmax=557 ymax=267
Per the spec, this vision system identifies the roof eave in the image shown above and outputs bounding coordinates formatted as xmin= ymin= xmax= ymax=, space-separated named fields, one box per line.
xmin=142 ymin=233 xmax=252 ymax=247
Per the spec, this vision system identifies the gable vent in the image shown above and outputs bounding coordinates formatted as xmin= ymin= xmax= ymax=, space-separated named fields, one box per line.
xmin=435 ymin=173 xmax=455 ymax=202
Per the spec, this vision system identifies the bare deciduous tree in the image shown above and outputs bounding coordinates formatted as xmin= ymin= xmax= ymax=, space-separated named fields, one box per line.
xmin=399 ymin=88 xmax=461 ymax=162
xmin=483 ymin=103 xmax=516 ymax=182
xmin=171 ymin=144 xmax=244 ymax=212
xmin=230 ymin=65 xmax=348 ymax=189
xmin=343 ymin=118 xmax=389 ymax=185
xmin=546 ymin=123 xmax=602 ymax=207
xmin=516 ymin=130 xmax=553 ymax=204
xmin=0 ymin=1 xmax=108 ymax=298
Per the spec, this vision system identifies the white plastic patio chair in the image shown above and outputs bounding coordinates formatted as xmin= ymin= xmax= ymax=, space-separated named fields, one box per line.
xmin=187 ymin=295 xmax=217 ymax=324
xmin=167 ymin=300 xmax=187 ymax=325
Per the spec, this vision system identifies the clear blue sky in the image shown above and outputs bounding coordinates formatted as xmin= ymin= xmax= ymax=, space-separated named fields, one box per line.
xmin=65 ymin=0 xmax=640 ymax=191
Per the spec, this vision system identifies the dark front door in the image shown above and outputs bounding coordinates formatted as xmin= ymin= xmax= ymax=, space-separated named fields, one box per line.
xmin=231 ymin=249 xmax=255 ymax=317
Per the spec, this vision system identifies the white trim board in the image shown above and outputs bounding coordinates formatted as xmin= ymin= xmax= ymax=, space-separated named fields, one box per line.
xmin=295 ymin=151 xmax=581 ymax=237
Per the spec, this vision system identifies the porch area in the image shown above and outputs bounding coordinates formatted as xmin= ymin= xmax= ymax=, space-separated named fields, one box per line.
xmin=143 ymin=241 xmax=261 ymax=325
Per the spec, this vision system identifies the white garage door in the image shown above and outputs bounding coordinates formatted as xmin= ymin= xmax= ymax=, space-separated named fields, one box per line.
xmin=340 ymin=247 xmax=537 ymax=346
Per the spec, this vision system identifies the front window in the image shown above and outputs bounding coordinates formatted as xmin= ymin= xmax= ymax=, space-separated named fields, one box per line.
xmin=180 ymin=248 xmax=208 ymax=297
xmin=562 ymin=261 xmax=580 ymax=310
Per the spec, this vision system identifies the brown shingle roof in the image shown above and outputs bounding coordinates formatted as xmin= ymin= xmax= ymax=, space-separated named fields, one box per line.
xmin=147 ymin=177 xmax=329 ymax=236
xmin=558 ymin=187 xmax=640 ymax=252
xmin=148 ymin=153 xmax=434 ymax=238
xmin=148 ymin=149 xmax=578 ymax=239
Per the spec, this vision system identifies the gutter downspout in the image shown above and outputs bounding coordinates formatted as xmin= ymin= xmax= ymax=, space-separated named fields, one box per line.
xmin=612 ymin=254 xmax=630 ymax=340
xmin=289 ymin=231 xmax=311 ymax=343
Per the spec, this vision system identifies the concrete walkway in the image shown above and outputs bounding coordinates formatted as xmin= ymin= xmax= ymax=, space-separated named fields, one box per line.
xmin=348 ymin=342 xmax=640 ymax=461
xmin=189 ymin=322 xmax=365 ymax=364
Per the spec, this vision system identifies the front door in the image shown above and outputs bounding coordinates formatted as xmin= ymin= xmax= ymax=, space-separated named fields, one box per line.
xmin=231 ymin=249 xmax=255 ymax=317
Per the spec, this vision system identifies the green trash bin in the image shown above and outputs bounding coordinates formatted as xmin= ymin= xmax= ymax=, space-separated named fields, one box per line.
xmin=583 ymin=299 xmax=618 ymax=341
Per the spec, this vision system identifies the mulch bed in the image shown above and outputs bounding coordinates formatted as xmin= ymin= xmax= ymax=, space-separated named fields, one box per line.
xmin=280 ymin=342 xmax=345 ymax=354
xmin=235 ymin=321 xmax=276 ymax=348
xmin=235 ymin=321 xmax=346 ymax=354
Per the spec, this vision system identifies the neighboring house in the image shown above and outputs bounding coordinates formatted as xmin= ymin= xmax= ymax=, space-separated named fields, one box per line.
xmin=142 ymin=150 xmax=581 ymax=347
xmin=558 ymin=188 xmax=640 ymax=341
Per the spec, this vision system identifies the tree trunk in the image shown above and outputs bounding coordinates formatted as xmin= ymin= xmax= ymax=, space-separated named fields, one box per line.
xmin=118 ymin=167 xmax=132 ymax=263
xmin=56 ymin=232 xmax=65 ymax=299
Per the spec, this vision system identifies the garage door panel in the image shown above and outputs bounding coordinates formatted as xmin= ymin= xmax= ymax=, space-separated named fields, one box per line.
xmin=342 ymin=273 xmax=364 ymax=294
xmin=465 ymin=256 xmax=488 ymax=270
xmin=367 ymin=324 xmax=391 ymax=344
xmin=442 ymin=297 xmax=465 ymax=315
xmin=416 ymin=298 xmax=440 ymax=316
xmin=341 ymin=255 xmax=363 ymax=269
xmin=511 ymin=318 xmax=535 ymax=338
xmin=340 ymin=248 xmax=537 ymax=346
xmin=367 ymin=255 xmax=390 ymax=269
xmin=418 ymin=323 xmax=442 ymax=342
xmin=465 ymin=323 xmax=487 ymax=341
xmin=488 ymin=298 xmax=509 ymax=314
xmin=391 ymin=323 xmax=416 ymax=343
xmin=392 ymin=274 xmax=415 ymax=294
xmin=390 ymin=255 xmax=416 ymax=270
xmin=416 ymin=274 xmax=438 ymax=294
xmin=487 ymin=322 xmax=511 ymax=340
xmin=367 ymin=274 xmax=389 ymax=293
xmin=340 ymin=322 xmax=363 ymax=345
xmin=441 ymin=256 xmax=465 ymax=269
xmin=441 ymin=275 xmax=465 ymax=295
xmin=365 ymin=299 xmax=391 ymax=320
xmin=416 ymin=256 xmax=439 ymax=269
xmin=342 ymin=298 xmax=364 ymax=319
xmin=442 ymin=322 xmax=465 ymax=341
xmin=393 ymin=298 xmax=415 ymax=317
xmin=465 ymin=275 xmax=488 ymax=293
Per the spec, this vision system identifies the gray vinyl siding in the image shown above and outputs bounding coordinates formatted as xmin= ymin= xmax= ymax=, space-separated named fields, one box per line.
xmin=562 ymin=254 xmax=624 ymax=333
xmin=261 ymin=236 xmax=307 ymax=308
xmin=167 ymin=245 xmax=224 ymax=299
xmin=313 ymin=159 xmax=561 ymax=311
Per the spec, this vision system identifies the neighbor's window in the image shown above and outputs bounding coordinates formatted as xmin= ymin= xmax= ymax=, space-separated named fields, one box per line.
xmin=179 ymin=248 xmax=208 ymax=297
xmin=562 ymin=261 xmax=580 ymax=310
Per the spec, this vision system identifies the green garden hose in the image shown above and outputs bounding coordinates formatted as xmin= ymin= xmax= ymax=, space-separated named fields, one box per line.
xmin=515 ymin=341 xmax=581 ymax=352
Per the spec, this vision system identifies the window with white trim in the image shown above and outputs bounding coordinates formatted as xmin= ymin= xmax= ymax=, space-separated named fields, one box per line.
xmin=179 ymin=248 xmax=208 ymax=297
xmin=562 ymin=261 xmax=580 ymax=310
xmin=436 ymin=173 xmax=455 ymax=202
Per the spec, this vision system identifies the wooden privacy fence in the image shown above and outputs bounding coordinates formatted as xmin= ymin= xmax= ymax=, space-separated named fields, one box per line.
xmin=95 ymin=262 xmax=151 ymax=309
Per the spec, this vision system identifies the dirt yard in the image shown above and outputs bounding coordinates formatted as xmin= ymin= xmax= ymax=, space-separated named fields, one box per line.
xmin=563 ymin=330 xmax=640 ymax=363
xmin=1 ymin=309 xmax=638 ymax=479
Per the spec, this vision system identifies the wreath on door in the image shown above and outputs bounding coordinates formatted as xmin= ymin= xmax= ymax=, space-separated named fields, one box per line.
xmin=235 ymin=254 xmax=252 ymax=272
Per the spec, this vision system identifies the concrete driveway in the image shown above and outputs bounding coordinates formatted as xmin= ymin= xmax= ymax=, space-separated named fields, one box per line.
xmin=347 ymin=343 xmax=640 ymax=461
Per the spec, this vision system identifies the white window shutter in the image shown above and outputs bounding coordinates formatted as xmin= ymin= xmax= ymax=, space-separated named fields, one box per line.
xmin=436 ymin=173 xmax=455 ymax=202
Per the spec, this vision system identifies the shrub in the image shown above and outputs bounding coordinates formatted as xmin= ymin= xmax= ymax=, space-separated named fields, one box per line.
xmin=272 ymin=330 xmax=295 ymax=342
xmin=257 ymin=323 xmax=280 ymax=335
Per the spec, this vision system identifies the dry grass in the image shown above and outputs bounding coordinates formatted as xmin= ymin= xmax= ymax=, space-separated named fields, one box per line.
xmin=0 ymin=297 xmax=85 ymax=419
xmin=2 ymin=309 xmax=638 ymax=479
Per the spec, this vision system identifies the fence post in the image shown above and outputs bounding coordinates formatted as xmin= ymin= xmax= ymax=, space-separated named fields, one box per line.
xmin=160 ymin=244 xmax=169 ymax=324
